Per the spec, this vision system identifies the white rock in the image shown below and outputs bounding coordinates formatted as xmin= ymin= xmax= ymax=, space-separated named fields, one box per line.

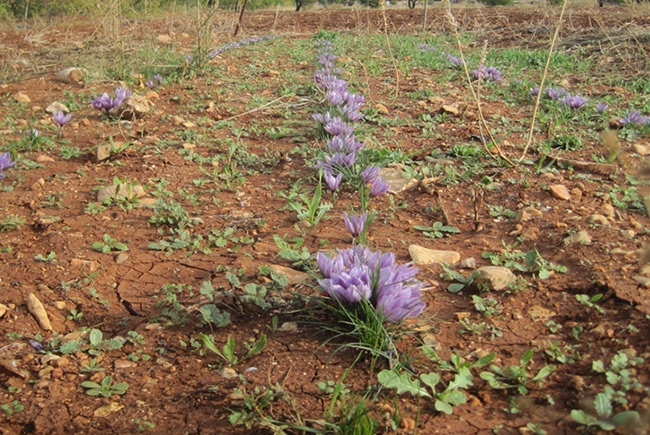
xmin=474 ymin=266 xmax=516 ymax=291
xmin=378 ymin=167 xmax=419 ymax=194
xmin=45 ymin=102 xmax=69 ymax=114
xmin=563 ymin=230 xmax=592 ymax=246
xmin=408 ymin=245 xmax=460 ymax=265
xmin=57 ymin=67 xmax=85 ymax=83
xmin=268 ymin=265 xmax=310 ymax=286
xmin=13 ymin=92 xmax=30 ymax=103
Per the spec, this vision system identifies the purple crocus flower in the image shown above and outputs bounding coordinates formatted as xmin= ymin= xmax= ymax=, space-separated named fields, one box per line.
xmin=313 ymin=111 xmax=334 ymax=125
xmin=324 ymin=117 xmax=354 ymax=137
xmin=620 ymin=110 xmax=650 ymax=126
xmin=343 ymin=212 xmax=368 ymax=237
xmin=361 ymin=166 xmax=380 ymax=183
xmin=595 ymin=103 xmax=609 ymax=113
xmin=446 ymin=53 xmax=463 ymax=67
xmin=529 ymin=86 xmax=541 ymax=97
xmin=53 ymin=111 xmax=71 ymax=127
xmin=472 ymin=66 xmax=503 ymax=82
xmin=25 ymin=128 xmax=39 ymax=138
xmin=560 ymin=94 xmax=588 ymax=109
xmin=113 ymin=87 xmax=132 ymax=106
xmin=323 ymin=170 xmax=343 ymax=191
xmin=317 ymin=245 xmax=426 ymax=322
xmin=327 ymin=135 xmax=363 ymax=154
xmin=0 ymin=152 xmax=15 ymax=180
xmin=369 ymin=177 xmax=389 ymax=197
xmin=545 ymin=87 xmax=566 ymax=100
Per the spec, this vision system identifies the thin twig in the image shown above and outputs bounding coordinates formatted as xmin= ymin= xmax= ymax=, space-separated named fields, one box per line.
xmin=518 ymin=0 xmax=568 ymax=162
xmin=380 ymin=2 xmax=400 ymax=99
xmin=221 ymin=95 xmax=288 ymax=121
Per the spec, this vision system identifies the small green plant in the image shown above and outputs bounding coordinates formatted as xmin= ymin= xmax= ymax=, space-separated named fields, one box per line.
xmin=34 ymin=251 xmax=57 ymax=263
xmin=479 ymin=349 xmax=555 ymax=395
xmin=440 ymin=264 xmax=480 ymax=293
xmin=571 ymin=392 xmax=641 ymax=431
xmin=199 ymin=333 xmax=267 ymax=367
xmin=0 ymin=214 xmax=25 ymax=232
xmin=92 ymin=234 xmax=129 ymax=253
xmin=80 ymin=358 xmax=104 ymax=373
xmin=1 ymin=400 xmax=24 ymax=417
xmin=273 ymin=234 xmax=313 ymax=270
xmin=102 ymin=177 xmax=142 ymax=210
xmin=81 ymin=376 xmax=129 ymax=397
xmin=133 ymin=418 xmax=156 ymax=432
xmin=471 ymin=295 xmax=502 ymax=317
xmin=60 ymin=146 xmax=84 ymax=159
xmin=576 ymin=293 xmax=605 ymax=314
xmin=279 ymin=175 xmax=332 ymax=228
xmin=413 ymin=221 xmax=460 ymax=239
xmin=66 ymin=309 xmax=84 ymax=321
xmin=482 ymin=247 xmax=566 ymax=279
xmin=149 ymin=199 xmax=198 ymax=229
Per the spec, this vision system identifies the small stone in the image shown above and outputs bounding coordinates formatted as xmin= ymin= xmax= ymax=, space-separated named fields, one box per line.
xmin=528 ymin=305 xmax=556 ymax=322
xmin=182 ymin=121 xmax=197 ymax=129
xmin=156 ymin=34 xmax=172 ymax=44
xmin=455 ymin=312 xmax=471 ymax=321
xmin=109 ymin=95 xmax=151 ymax=119
xmin=70 ymin=258 xmax=99 ymax=272
xmin=516 ymin=206 xmax=542 ymax=223
xmin=378 ymin=167 xmax=419 ymax=194
xmin=632 ymin=275 xmax=650 ymax=288
xmin=57 ymin=67 xmax=85 ymax=83
xmin=40 ymin=354 xmax=61 ymax=366
xmin=623 ymin=230 xmax=635 ymax=239
xmin=61 ymin=331 xmax=88 ymax=344
xmin=220 ymin=367 xmax=238 ymax=379
xmin=375 ymin=103 xmax=389 ymax=115
xmin=45 ymin=102 xmax=69 ymax=114
xmin=587 ymin=214 xmax=610 ymax=226
xmin=408 ymin=245 xmax=460 ymax=265
xmin=35 ymin=155 xmax=55 ymax=163
xmin=440 ymin=104 xmax=460 ymax=116
xmin=182 ymin=143 xmax=196 ymax=150
xmin=278 ymin=322 xmax=298 ymax=332
xmin=638 ymin=264 xmax=650 ymax=277
xmin=0 ymin=303 xmax=7 ymax=318
xmin=563 ymin=230 xmax=592 ymax=246
xmin=114 ymin=252 xmax=129 ymax=264
xmin=96 ymin=183 xmax=146 ymax=203
xmin=172 ymin=116 xmax=184 ymax=125
xmin=51 ymin=368 xmax=63 ymax=379
xmin=13 ymin=92 xmax=30 ymax=103
xmin=96 ymin=144 xmax=112 ymax=161
xmin=633 ymin=143 xmax=649 ymax=156
xmin=570 ymin=188 xmax=582 ymax=199
xmin=267 ymin=265 xmax=311 ymax=286
xmin=600 ymin=204 xmax=615 ymax=218
xmin=459 ymin=257 xmax=476 ymax=269
xmin=53 ymin=301 xmax=66 ymax=310
xmin=26 ymin=293 xmax=52 ymax=331
xmin=474 ymin=266 xmax=516 ymax=291
xmin=38 ymin=366 xmax=54 ymax=378
xmin=549 ymin=184 xmax=571 ymax=200
xmin=34 ymin=380 xmax=50 ymax=390
xmin=114 ymin=360 xmax=137 ymax=370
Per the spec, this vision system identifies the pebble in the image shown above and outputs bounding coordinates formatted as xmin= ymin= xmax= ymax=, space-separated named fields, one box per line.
xmin=440 ymin=104 xmax=460 ymax=116
xmin=632 ymin=275 xmax=650 ymax=288
xmin=408 ymin=245 xmax=461 ymax=265
xmin=278 ymin=322 xmax=298 ymax=332
xmin=96 ymin=144 xmax=112 ymax=161
xmin=267 ymin=265 xmax=311 ymax=286
xmin=13 ymin=92 xmax=30 ymax=103
xmin=459 ymin=257 xmax=476 ymax=269
xmin=600 ymin=204 xmax=615 ymax=218
xmin=516 ymin=206 xmax=542 ymax=223
xmin=35 ymin=155 xmax=55 ymax=163
xmin=220 ymin=367 xmax=238 ymax=379
xmin=563 ymin=230 xmax=592 ymax=246
xmin=114 ymin=252 xmax=129 ymax=264
xmin=549 ymin=184 xmax=571 ymax=200
xmin=57 ymin=67 xmax=85 ymax=83
xmin=587 ymin=214 xmax=610 ymax=226
xmin=45 ymin=102 xmax=69 ymax=114
xmin=474 ymin=266 xmax=516 ymax=291
xmin=0 ymin=303 xmax=8 ymax=318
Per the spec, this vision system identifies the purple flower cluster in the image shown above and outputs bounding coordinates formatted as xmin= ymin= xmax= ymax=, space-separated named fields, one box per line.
xmin=145 ymin=74 xmax=163 ymax=89
xmin=620 ymin=110 xmax=650 ymax=126
xmin=0 ymin=152 xmax=16 ymax=180
xmin=545 ymin=87 xmax=567 ymax=100
xmin=208 ymin=35 xmax=277 ymax=59
xmin=444 ymin=53 xmax=464 ymax=67
xmin=419 ymin=43 xmax=437 ymax=53
xmin=311 ymin=41 xmax=389 ymax=198
xmin=343 ymin=212 xmax=368 ymax=237
xmin=91 ymin=87 xmax=133 ymax=112
xmin=317 ymin=245 xmax=425 ymax=322
xmin=472 ymin=66 xmax=503 ymax=83
xmin=53 ymin=111 xmax=71 ymax=127
xmin=595 ymin=103 xmax=609 ymax=113
xmin=559 ymin=94 xmax=588 ymax=110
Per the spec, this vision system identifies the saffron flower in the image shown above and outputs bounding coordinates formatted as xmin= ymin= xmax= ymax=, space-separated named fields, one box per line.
xmin=545 ymin=87 xmax=566 ymax=100
xmin=446 ymin=53 xmax=463 ymax=67
xmin=529 ymin=86 xmax=540 ymax=97
xmin=560 ymin=94 xmax=588 ymax=109
xmin=343 ymin=212 xmax=368 ymax=237
xmin=324 ymin=117 xmax=354 ymax=137
xmin=327 ymin=135 xmax=363 ymax=154
xmin=53 ymin=111 xmax=71 ymax=127
xmin=369 ymin=177 xmax=389 ymax=197
xmin=360 ymin=166 xmax=380 ymax=183
xmin=317 ymin=245 xmax=426 ymax=322
xmin=594 ymin=103 xmax=608 ymax=113
xmin=323 ymin=170 xmax=343 ymax=191
xmin=0 ymin=152 xmax=16 ymax=179
xmin=472 ymin=66 xmax=503 ymax=82
xmin=620 ymin=110 xmax=650 ymax=126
